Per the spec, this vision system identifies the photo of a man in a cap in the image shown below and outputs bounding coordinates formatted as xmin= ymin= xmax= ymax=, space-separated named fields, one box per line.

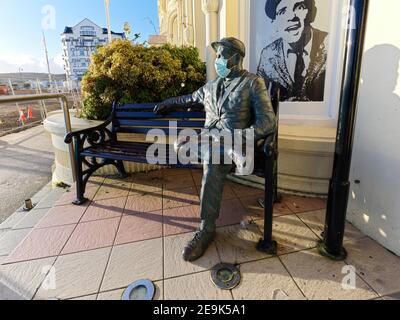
xmin=257 ymin=0 xmax=328 ymax=101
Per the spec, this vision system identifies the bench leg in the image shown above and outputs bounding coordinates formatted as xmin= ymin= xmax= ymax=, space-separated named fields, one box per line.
xmin=256 ymin=153 xmax=277 ymax=255
xmin=73 ymin=155 xmax=88 ymax=206
xmin=257 ymin=149 xmax=282 ymax=207
xmin=115 ymin=160 xmax=129 ymax=179
xmin=273 ymin=148 xmax=282 ymax=203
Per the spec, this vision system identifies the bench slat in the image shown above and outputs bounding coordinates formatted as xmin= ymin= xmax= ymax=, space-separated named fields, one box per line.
xmin=116 ymin=119 xmax=205 ymax=128
xmin=81 ymin=143 xmax=201 ymax=168
xmin=115 ymin=111 xmax=205 ymax=119
xmin=116 ymin=127 xmax=203 ymax=135
xmin=115 ymin=104 xmax=157 ymax=110
xmin=83 ymin=142 xmax=169 ymax=153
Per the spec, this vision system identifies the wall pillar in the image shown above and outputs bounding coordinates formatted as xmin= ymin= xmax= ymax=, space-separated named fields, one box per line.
xmin=202 ymin=0 xmax=219 ymax=80
xmin=177 ymin=0 xmax=183 ymax=45
xmin=183 ymin=0 xmax=194 ymax=46
xmin=219 ymin=0 xmax=239 ymax=38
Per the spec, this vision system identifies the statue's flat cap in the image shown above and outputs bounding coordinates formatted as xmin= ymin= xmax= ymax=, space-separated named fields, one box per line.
xmin=211 ymin=37 xmax=246 ymax=57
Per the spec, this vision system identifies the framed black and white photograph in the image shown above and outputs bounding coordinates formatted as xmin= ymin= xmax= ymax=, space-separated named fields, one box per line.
xmin=257 ymin=0 xmax=328 ymax=102
xmin=248 ymin=0 xmax=348 ymax=123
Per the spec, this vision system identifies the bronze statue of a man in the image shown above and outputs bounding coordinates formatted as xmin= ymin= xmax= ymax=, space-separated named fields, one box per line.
xmin=154 ymin=37 xmax=276 ymax=262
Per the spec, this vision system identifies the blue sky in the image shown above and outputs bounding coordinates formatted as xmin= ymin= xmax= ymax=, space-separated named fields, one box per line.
xmin=0 ymin=0 xmax=159 ymax=74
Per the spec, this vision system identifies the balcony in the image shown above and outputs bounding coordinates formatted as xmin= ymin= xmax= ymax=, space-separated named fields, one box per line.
xmin=80 ymin=31 xmax=96 ymax=37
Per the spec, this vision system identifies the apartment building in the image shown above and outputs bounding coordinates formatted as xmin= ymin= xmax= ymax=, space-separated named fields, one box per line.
xmin=61 ymin=18 xmax=125 ymax=84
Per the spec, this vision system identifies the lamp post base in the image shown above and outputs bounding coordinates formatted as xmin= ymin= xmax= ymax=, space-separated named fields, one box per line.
xmin=257 ymin=239 xmax=277 ymax=255
xmin=317 ymin=241 xmax=348 ymax=261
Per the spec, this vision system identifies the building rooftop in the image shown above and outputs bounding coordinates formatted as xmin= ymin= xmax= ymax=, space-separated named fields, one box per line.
xmin=63 ymin=27 xmax=73 ymax=34
xmin=61 ymin=18 xmax=125 ymax=38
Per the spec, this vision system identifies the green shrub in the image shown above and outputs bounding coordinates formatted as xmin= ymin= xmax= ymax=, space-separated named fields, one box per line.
xmin=81 ymin=39 xmax=206 ymax=120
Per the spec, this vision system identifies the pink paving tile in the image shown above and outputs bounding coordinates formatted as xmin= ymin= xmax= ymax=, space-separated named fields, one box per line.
xmin=274 ymin=201 xmax=295 ymax=216
xmin=217 ymin=199 xmax=248 ymax=227
xmin=124 ymin=194 xmax=162 ymax=215
xmin=68 ymin=177 xmax=104 ymax=191
xmin=61 ymin=218 xmax=120 ymax=255
xmin=94 ymin=183 xmax=130 ymax=201
xmin=163 ymin=173 xmax=195 ymax=191
xmin=36 ymin=205 xmax=87 ymax=229
xmin=130 ymin=180 xmax=162 ymax=197
xmin=55 ymin=191 xmax=77 ymax=207
xmin=114 ymin=211 xmax=163 ymax=245
xmin=86 ymin=177 xmax=105 ymax=188
xmin=132 ymin=170 xmax=163 ymax=180
xmin=163 ymin=205 xmax=201 ymax=236
xmin=130 ymin=171 xmax=163 ymax=195
xmin=283 ymin=195 xmax=327 ymax=214
xmin=55 ymin=186 xmax=99 ymax=206
xmin=163 ymin=168 xmax=193 ymax=177
xmin=163 ymin=186 xmax=200 ymax=210
xmin=103 ymin=176 xmax=132 ymax=187
xmin=230 ymin=183 xmax=265 ymax=199
xmin=4 ymin=225 xmax=76 ymax=264
xmin=81 ymin=197 xmax=126 ymax=222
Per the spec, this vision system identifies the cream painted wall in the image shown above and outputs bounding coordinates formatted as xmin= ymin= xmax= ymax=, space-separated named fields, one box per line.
xmin=159 ymin=0 xmax=206 ymax=61
xmin=347 ymin=0 xmax=400 ymax=256
xmin=193 ymin=0 xmax=206 ymax=61
xmin=218 ymin=0 xmax=239 ymax=38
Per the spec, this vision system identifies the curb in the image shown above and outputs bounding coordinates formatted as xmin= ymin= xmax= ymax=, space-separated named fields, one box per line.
xmin=0 ymin=182 xmax=69 ymax=231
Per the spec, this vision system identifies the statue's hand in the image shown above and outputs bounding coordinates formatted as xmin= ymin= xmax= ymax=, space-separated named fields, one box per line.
xmin=154 ymin=103 xmax=174 ymax=115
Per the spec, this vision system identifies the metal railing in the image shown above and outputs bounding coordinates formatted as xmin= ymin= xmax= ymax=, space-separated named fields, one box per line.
xmin=0 ymin=93 xmax=76 ymax=181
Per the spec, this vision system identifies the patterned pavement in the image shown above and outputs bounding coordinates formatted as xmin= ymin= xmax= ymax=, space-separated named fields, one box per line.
xmin=1 ymin=169 xmax=400 ymax=300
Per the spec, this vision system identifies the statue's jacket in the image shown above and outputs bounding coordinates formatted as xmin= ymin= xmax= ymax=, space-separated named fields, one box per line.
xmin=166 ymin=70 xmax=276 ymax=171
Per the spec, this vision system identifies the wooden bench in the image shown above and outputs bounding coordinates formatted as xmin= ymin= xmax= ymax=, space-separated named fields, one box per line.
xmin=64 ymin=98 xmax=279 ymax=254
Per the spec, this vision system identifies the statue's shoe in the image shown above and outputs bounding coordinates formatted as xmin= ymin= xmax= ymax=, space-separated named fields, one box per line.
xmin=182 ymin=229 xmax=216 ymax=262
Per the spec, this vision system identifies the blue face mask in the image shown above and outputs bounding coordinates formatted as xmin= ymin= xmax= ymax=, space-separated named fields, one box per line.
xmin=214 ymin=54 xmax=238 ymax=78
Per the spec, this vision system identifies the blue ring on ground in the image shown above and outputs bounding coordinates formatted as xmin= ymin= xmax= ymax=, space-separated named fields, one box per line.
xmin=122 ymin=279 xmax=155 ymax=300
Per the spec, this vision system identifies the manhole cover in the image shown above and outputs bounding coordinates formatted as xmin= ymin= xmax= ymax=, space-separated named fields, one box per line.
xmin=211 ymin=263 xmax=241 ymax=290
xmin=122 ymin=279 xmax=155 ymax=300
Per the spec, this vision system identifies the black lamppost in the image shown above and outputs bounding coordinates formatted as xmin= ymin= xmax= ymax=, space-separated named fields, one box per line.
xmin=318 ymin=0 xmax=370 ymax=260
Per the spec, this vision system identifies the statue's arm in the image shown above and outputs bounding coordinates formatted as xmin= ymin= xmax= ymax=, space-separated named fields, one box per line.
xmin=154 ymin=86 xmax=205 ymax=115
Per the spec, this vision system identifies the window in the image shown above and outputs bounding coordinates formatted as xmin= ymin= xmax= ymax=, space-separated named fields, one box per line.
xmin=80 ymin=26 xmax=95 ymax=36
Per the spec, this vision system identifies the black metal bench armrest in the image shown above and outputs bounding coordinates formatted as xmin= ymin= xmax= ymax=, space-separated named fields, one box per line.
xmin=64 ymin=119 xmax=112 ymax=144
xmin=263 ymin=131 xmax=277 ymax=157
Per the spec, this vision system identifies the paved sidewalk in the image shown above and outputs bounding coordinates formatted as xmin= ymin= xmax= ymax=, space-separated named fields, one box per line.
xmin=0 ymin=169 xmax=399 ymax=300
xmin=0 ymin=125 xmax=54 ymax=223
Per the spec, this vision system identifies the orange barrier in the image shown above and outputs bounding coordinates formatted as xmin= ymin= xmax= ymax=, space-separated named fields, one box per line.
xmin=28 ymin=105 xmax=33 ymax=119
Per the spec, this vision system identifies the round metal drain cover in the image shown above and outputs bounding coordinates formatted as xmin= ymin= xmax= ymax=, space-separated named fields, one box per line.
xmin=211 ymin=263 xmax=241 ymax=290
xmin=122 ymin=279 xmax=155 ymax=300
